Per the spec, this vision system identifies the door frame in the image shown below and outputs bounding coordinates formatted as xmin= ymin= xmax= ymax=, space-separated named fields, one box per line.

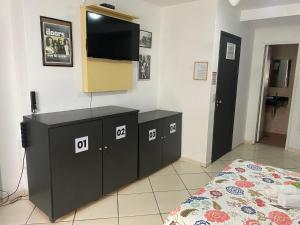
xmin=211 ymin=31 xmax=242 ymax=162
xmin=254 ymin=41 xmax=300 ymax=150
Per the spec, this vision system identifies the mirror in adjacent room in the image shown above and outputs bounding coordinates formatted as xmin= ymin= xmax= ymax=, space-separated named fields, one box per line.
xmin=269 ymin=59 xmax=292 ymax=88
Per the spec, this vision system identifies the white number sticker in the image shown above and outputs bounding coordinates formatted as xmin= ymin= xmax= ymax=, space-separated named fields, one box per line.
xmin=170 ymin=123 xmax=176 ymax=134
xmin=149 ymin=129 xmax=156 ymax=141
xmin=75 ymin=136 xmax=89 ymax=154
xmin=116 ymin=125 xmax=126 ymax=140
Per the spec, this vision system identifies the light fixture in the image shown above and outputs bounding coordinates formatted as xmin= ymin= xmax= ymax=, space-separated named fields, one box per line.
xmin=88 ymin=12 xmax=102 ymax=20
xmin=228 ymin=0 xmax=241 ymax=7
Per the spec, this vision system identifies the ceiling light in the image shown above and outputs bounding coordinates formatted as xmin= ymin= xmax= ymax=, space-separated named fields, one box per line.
xmin=228 ymin=0 xmax=241 ymax=7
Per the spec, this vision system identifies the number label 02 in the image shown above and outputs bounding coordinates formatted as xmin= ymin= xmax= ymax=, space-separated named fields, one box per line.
xmin=75 ymin=136 xmax=89 ymax=154
xmin=116 ymin=125 xmax=126 ymax=140
xmin=170 ymin=123 xmax=176 ymax=134
xmin=149 ymin=129 xmax=156 ymax=141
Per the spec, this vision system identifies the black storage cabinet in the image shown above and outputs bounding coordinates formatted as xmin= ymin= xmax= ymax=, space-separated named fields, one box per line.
xmin=138 ymin=110 xmax=182 ymax=178
xmin=23 ymin=106 xmax=138 ymax=222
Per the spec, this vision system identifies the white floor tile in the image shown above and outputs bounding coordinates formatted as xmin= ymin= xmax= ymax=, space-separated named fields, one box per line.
xmin=75 ymin=195 xmax=118 ymax=220
xmin=151 ymin=165 xmax=177 ymax=176
xmin=119 ymin=214 xmax=162 ymax=225
xmin=202 ymin=160 xmax=226 ymax=173
xmin=27 ymin=207 xmax=74 ymax=224
xmin=118 ymin=193 xmax=159 ymax=217
xmin=118 ymin=178 xmax=152 ymax=195
xmin=29 ymin=222 xmax=72 ymax=225
xmin=73 ymin=218 xmax=118 ymax=225
xmin=154 ymin=190 xmax=190 ymax=214
xmin=0 ymin=200 xmax=34 ymax=225
xmin=180 ymin=173 xmax=211 ymax=189
xmin=149 ymin=175 xmax=185 ymax=192
xmin=219 ymin=151 xmax=241 ymax=161
xmin=207 ymin=172 xmax=218 ymax=179
xmin=172 ymin=160 xmax=204 ymax=174
xmin=161 ymin=213 xmax=169 ymax=222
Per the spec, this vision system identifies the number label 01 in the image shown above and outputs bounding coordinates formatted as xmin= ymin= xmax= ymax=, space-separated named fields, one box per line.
xmin=170 ymin=123 xmax=176 ymax=134
xmin=116 ymin=125 xmax=126 ymax=140
xmin=149 ymin=129 xmax=156 ymax=141
xmin=75 ymin=136 xmax=89 ymax=154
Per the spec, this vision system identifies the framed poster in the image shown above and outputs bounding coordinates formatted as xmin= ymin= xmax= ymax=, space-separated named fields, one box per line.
xmin=139 ymin=54 xmax=151 ymax=80
xmin=40 ymin=16 xmax=73 ymax=67
xmin=139 ymin=30 xmax=152 ymax=48
xmin=194 ymin=62 xmax=208 ymax=80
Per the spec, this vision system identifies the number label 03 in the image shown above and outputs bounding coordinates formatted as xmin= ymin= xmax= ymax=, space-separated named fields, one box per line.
xmin=149 ymin=129 xmax=156 ymax=141
xmin=75 ymin=136 xmax=89 ymax=154
xmin=170 ymin=123 xmax=176 ymax=134
xmin=116 ymin=125 xmax=126 ymax=140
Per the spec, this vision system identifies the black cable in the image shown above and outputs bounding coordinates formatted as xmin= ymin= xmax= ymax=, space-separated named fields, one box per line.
xmin=89 ymin=92 xmax=93 ymax=109
xmin=0 ymin=152 xmax=26 ymax=207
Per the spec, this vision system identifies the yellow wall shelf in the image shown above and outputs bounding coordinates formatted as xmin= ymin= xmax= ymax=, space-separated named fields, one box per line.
xmin=81 ymin=4 xmax=138 ymax=92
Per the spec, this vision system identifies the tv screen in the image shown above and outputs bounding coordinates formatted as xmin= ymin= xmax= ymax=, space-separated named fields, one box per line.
xmin=86 ymin=12 xmax=140 ymax=61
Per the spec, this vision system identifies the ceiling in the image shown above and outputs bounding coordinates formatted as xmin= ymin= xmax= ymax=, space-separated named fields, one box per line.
xmin=239 ymin=0 xmax=300 ymax=9
xmin=144 ymin=0 xmax=300 ymax=8
xmin=144 ymin=0 xmax=198 ymax=7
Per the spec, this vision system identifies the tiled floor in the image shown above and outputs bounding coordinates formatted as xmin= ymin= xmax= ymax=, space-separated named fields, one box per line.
xmin=1 ymin=143 xmax=300 ymax=225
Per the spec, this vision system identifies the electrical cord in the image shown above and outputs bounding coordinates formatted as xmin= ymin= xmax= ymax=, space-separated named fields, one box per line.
xmin=89 ymin=92 xmax=93 ymax=109
xmin=0 ymin=152 xmax=26 ymax=207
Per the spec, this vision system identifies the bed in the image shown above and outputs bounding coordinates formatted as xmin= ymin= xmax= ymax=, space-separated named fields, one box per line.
xmin=164 ymin=159 xmax=300 ymax=225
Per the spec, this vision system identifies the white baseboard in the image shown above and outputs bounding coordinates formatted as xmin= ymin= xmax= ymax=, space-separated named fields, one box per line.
xmin=287 ymin=148 xmax=300 ymax=154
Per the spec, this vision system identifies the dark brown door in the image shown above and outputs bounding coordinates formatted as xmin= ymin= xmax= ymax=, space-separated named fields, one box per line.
xmin=212 ymin=31 xmax=241 ymax=162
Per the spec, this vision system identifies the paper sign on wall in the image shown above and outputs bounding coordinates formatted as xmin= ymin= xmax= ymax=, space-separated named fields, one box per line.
xmin=226 ymin=43 xmax=236 ymax=60
xmin=170 ymin=123 xmax=176 ymax=134
xmin=149 ymin=129 xmax=157 ymax=141
xmin=75 ymin=136 xmax=89 ymax=154
xmin=116 ymin=125 xmax=126 ymax=140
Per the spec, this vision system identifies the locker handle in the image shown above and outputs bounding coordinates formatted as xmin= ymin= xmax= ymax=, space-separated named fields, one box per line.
xmin=99 ymin=147 xmax=102 ymax=151
xmin=104 ymin=146 xmax=108 ymax=150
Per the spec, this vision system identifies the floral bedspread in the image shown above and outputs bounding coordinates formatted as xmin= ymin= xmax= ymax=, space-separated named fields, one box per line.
xmin=164 ymin=159 xmax=300 ymax=225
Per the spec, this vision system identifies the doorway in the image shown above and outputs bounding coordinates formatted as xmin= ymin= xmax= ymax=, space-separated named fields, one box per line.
xmin=256 ymin=44 xmax=299 ymax=148
xmin=212 ymin=31 xmax=241 ymax=162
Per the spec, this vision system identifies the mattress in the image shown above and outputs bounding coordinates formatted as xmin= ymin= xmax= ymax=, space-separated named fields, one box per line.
xmin=164 ymin=159 xmax=300 ymax=225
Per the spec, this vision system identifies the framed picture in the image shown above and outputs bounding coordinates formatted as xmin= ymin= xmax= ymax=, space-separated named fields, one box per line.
xmin=139 ymin=54 xmax=151 ymax=80
xmin=139 ymin=30 xmax=152 ymax=48
xmin=40 ymin=16 xmax=73 ymax=67
xmin=194 ymin=62 xmax=208 ymax=80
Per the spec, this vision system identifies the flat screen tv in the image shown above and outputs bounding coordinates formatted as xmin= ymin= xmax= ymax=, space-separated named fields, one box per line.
xmin=86 ymin=11 xmax=140 ymax=61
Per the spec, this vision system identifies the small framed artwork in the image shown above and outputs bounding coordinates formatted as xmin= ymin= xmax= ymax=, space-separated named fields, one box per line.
xmin=139 ymin=30 xmax=152 ymax=48
xmin=40 ymin=16 xmax=73 ymax=67
xmin=194 ymin=62 xmax=208 ymax=80
xmin=139 ymin=54 xmax=151 ymax=80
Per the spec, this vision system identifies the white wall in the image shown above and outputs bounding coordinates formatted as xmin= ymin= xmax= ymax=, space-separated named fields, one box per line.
xmin=206 ymin=0 xmax=254 ymax=162
xmin=158 ymin=1 xmax=218 ymax=164
xmin=22 ymin=0 xmax=161 ymax=114
xmin=245 ymin=23 xmax=300 ymax=152
xmin=1 ymin=0 xmax=161 ymax=194
xmin=0 ymin=0 xmax=25 ymax=194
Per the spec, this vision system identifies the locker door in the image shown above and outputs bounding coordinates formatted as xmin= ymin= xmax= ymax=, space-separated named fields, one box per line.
xmin=50 ymin=120 xmax=102 ymax=219
xmin=139 ymin=120 xmax=163 ymax=178
xmin=102 ymin=113 xmax=138 ymax=195
xmin=162 ymin=115 xmax=182 ymax=166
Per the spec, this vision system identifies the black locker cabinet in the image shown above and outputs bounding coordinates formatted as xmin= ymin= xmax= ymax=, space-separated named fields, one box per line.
xmin=102 ymin=113 xmax=138 ymax=194
xmin=138 ymin=110 xmax=182 ymax=178
xmin=23 ymin=106 xmax=138 ymax=222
